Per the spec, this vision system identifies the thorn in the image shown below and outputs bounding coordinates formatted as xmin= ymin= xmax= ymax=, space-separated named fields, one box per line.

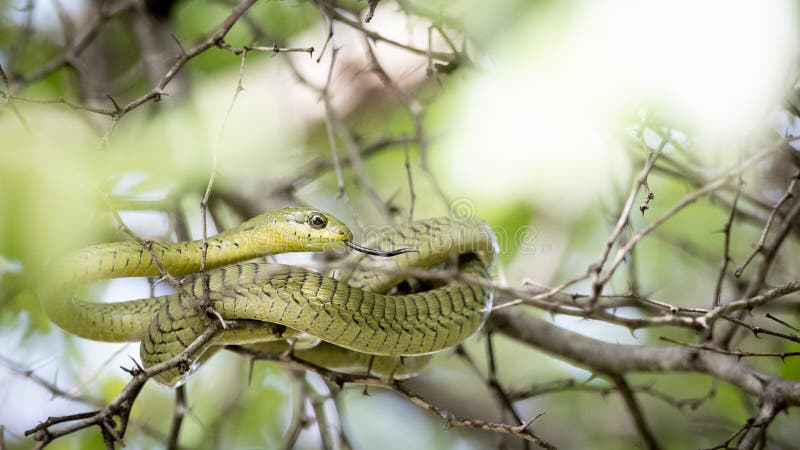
xmin=206 ymin=306 xmax=228 ymax=329
xmin=512 ymin=412 xmax=545 ymax=433
xmin=105 ymin=95 xmax=121 ymax=112
xmin=171 ymin=34 xmax=187 ymax=56
xmin=120 ymin=356 xmax=143 ymax=376
xmin=365 ymin=0 xmax=380 ymax=22
xmin=152 ymin=275 xmax=169 ymax=290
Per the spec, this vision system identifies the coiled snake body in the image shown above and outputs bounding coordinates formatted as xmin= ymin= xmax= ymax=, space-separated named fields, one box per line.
xmin=41 ymin=208 xmax=497 ymax=386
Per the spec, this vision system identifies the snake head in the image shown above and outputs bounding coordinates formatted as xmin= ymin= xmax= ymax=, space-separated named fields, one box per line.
xmin=249 ymin=208 xmax=415 ymax=256
xmin=250 ymin=208 xmax=353 ymax=253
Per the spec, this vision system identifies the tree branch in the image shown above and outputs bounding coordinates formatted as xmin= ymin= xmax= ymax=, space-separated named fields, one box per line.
xmin=487 ymin=310 xmax=800 ymax=405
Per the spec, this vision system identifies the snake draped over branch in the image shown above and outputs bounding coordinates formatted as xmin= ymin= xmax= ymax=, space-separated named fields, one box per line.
xmin=40 ymin=208 xmax=498 ymax=386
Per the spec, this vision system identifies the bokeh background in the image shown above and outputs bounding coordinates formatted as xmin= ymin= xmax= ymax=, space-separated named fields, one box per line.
xmin=1 ymin=0 xmax=800 ymax=449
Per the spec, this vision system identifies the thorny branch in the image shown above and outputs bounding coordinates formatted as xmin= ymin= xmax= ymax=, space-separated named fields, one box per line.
xmin=586 ymin=131 xmax=666 ymax=308
xmin=455 ymin=340 xmax=529 ymax=449
xmin=2 ymin=0 xmax=265 ymax=135
xmin=486 ymin=311 xmax=800 ymax=407
xmin=735 ymin=168 xmax=800 ymax=277
xmin=108 ymin=208 xmax=183 ymax=289
xmin=24 ymin=326 xmax=220 ymax=449
xmin=713 ymin=177 xmax=743 ymax=307
xmin=9 ymin=0 xmax=139 ymax=86
xmin=226 ymin=345 xmax=558 ymax=450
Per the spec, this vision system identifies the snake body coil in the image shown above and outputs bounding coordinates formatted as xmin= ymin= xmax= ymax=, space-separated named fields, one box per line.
xmin=41 ymin=208 xmax=497 ymax=386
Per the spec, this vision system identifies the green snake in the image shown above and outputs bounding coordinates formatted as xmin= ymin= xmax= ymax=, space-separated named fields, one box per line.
xmin=41 ymin=208 xmax=497 ymax=386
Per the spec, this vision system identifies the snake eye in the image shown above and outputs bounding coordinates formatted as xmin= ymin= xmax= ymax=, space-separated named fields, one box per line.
xmin=308 ymin=213 xmax=328 ymax=229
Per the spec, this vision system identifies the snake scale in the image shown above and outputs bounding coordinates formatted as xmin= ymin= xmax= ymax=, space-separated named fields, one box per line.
xmin=40 ymin=208 xmax=497 ymax=386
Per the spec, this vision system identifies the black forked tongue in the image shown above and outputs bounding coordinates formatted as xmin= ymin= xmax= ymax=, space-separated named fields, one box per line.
xmin=345 ymin=241 xmax=416 ymax=257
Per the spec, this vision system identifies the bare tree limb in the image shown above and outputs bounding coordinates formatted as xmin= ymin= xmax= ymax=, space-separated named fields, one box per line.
xmin=487 ymin=310 xmax=800 ymax=405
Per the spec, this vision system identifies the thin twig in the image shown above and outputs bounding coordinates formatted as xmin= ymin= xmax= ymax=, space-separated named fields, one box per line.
xmin=720 ymin=315 xmax=800 ymax=345
xmin=395 ymin=382 xmax=556 ymax=449
xmin=323 ymin=102 xmax=393 ymax=221
xmin=713 ymin=177 xmax=743 ymax=306
xmin=320 ymin=48 xmax=364 ymax=229
xmin=660 ymin=336 xmax=800 ymax=360
xmin=610 ymin=375 xmax=661 ymax=450
xmin=306 ymin=378 xmax=339 ymax=450
xmin=200 ymin=47 xmax=248 ymax=272
xmin=508 ymin=378 xmax=718 ymax=413
xmin=227 ymin=345 xmax=557 ymax=448
xmin=281 ymin=371 xmax=311 ymax=450
xmin=6 ymin=0 xmax=35 ymax=73
xmin=600 ymin=148 xmax=774 ymax=291
xmin=217 ymin=42 xmax=314 ymax=57
xmin=736 ymin=401 xmax=783 ymax=450
xmin=586 ymin=133 xmax=666 ymax=307
xmin=735 ymin=168 xmax=800 ymax=277
xmin=313 ymin=1 xmax=455 ymax=62
xmin=403 ymin=134 xmax=416 ymax=222
xmin=362 ymin=36 xmax=448 ymax=208
xmin=454 ymin=341 xmax=526 ymax=445
xmin=316 ymin=12 xmax=334 ymax=63
xmin=699 ymin=279 xmax=800 ymax=327
xmin=108 ymin=209 xmax=182 ymax=288
xmin=166 ymin=385 xmax=187 ymax=450
xmin=702 ymin=419 xmax=753 ymax=450
xmin=13 ymin=0 xmax=138 ymax=85
xmin=765 ymin=313 xmax=800 ymax=333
